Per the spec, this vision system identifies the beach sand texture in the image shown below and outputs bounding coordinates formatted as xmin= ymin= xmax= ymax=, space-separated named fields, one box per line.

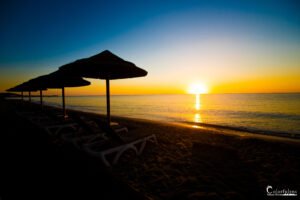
xmin=111 ymin=116 xmax=300 ymax=199
xmin=1 ymin=99 xmax=299 ymax=200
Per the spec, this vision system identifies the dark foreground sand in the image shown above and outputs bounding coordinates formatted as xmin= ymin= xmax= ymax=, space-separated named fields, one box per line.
xmin=0 ymin=99 xmax=143 ymax=200
xmin=1 ymin=98 xmax=300 ymax=200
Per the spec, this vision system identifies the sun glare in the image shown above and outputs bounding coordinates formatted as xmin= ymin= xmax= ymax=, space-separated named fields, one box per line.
xmin=187 ymin=83 xmax=208 ymax=94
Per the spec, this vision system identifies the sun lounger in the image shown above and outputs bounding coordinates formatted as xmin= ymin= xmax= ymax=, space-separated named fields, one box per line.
xmin=43 ymin=122 xmax=79 ymax=136
xmin=83 ymin=134 xmax=157 ymax=167
xmin=70 ymin=114 xmax=124 ymax=142
xmin=16 ymin=105 xmax=158 ymax=166
xmin=109 ymin=121 xmax=128 ymax=133
xmin=69 ymin=114 xmax=158 ymax=166
xmin=15 ymin=109 xmax=81 ymax=136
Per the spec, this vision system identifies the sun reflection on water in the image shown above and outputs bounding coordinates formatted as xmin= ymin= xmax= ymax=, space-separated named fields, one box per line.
xmin=194 ymin=113 xmax=202 ymax=123
xmin=193 ymin=94 xmax=203 ymax=124
xmin=195 ymin=94 xmax=200 ymax=110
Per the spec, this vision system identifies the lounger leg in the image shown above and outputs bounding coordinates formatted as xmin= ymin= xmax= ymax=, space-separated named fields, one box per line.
xmin=113 ymin=145 xmax=138 ymax=165
xmin=100 ymin=153 xmax=111 ymax=167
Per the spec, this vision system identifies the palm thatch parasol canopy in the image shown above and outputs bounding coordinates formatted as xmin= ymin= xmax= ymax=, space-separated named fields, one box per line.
xmin=28 ymin=70 xmax=90 ymax=117
xmin=28 ymin=70 xmax=90 ymax=88
xmin=59 ymin=50 xmax=147 ymax=79
xmin=7 ymin=81 xmax=40 ymax=101
xmin=7 ymin=82 xmax=39 ymax=92
xmin=59 ymin=50 xmax=148 ymax=124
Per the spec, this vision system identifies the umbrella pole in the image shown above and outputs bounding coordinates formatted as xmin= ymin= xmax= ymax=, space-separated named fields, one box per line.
xmin=106 ymin=79 xmax=111 ymax=125
xmin=62 ymin=87 xmax=66 ymax=118
xmin=21 ymin=91 xmax=23 ymax=101
xmin=29 ymin=91 xmax=31 ymax=102
xmin=40 ymin=90 xmax=43 ymax=107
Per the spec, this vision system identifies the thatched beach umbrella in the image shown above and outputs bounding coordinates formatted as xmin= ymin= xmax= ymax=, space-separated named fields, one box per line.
xmin=7 ymin=85 xmax=25 ymax=100
xmin=59 ymin=50 xmax=147 ymax=124
xmin=7 ymin=82 xmax=38 ymax=102
xmin=29 ymin=71 xmax=90 ymax=118
xmin=27 ymin=78 xmax=48 ymax=107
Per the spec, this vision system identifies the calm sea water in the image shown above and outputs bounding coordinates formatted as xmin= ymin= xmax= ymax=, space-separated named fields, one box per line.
xmin=30 ymin=94 xmax=300 ymax=137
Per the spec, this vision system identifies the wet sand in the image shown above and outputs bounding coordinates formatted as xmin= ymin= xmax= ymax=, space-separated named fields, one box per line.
xmin=1 ymin=98 xmax=300 ymax=199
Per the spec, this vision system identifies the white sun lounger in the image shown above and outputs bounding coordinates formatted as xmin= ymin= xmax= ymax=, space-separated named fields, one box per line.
xmin=16 ymin=109 xmax=80 ymax=136
xmin=83 ymin=134 xmax=157 ymax=167
xmin=43 ymin=123 xmax=79 ymax=136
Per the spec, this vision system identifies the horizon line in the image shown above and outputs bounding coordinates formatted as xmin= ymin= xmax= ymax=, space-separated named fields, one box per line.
xmin=3 ymin=92 xmax=300 ymax=97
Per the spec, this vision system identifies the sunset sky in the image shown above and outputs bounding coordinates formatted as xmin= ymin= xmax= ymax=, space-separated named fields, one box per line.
xmin=0 ymin=0 xmax=299 ymax=95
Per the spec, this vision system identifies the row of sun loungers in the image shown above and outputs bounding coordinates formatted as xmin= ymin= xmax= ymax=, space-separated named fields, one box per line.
xmin=13 ymin=101 xmax=157 ymax=166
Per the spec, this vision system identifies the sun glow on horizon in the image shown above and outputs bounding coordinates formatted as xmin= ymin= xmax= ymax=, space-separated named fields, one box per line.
xmin=187 ymin=83 xmax=209 ymax=94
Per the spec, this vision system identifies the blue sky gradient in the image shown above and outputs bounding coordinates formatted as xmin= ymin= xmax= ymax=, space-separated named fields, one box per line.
xmin=1 ymin=0 xmax=299 ymax=93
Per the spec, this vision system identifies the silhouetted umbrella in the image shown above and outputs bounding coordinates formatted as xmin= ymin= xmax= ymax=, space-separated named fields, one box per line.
xmin=7 ymin=82 xmax=38 ymax=102
xmin=59 ymin=50 xmax=147 ymax=124
xmin=7 ymin=85 xmax=25 ymax=100
xmin=28 ymin=71 xmax=90 ymax=117
xmin=26 ymin=78 xmax=48 ymax=107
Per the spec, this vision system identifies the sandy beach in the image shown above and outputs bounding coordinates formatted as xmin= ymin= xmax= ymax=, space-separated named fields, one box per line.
xmin=108 ymin=114 xmax=300 ymax=199
xmin=1 ymin=98 xmax=299 ymax=200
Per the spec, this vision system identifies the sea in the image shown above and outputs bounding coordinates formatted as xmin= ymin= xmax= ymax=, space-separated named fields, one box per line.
xmin=29 ymin=94 xmax=300 ymax=138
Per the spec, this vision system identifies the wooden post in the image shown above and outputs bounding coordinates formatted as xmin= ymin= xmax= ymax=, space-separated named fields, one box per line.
xmin=40 ymin=90 xmax=43 ymax=107
xmin=106 ymin=79 xmax=111 ymax=125
xmin=62 ymin=87 xmax=66 ymax=118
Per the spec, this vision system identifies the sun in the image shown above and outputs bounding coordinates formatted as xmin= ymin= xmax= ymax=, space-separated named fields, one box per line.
xmin=187 ymin=83 xmax=208 ymax=94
